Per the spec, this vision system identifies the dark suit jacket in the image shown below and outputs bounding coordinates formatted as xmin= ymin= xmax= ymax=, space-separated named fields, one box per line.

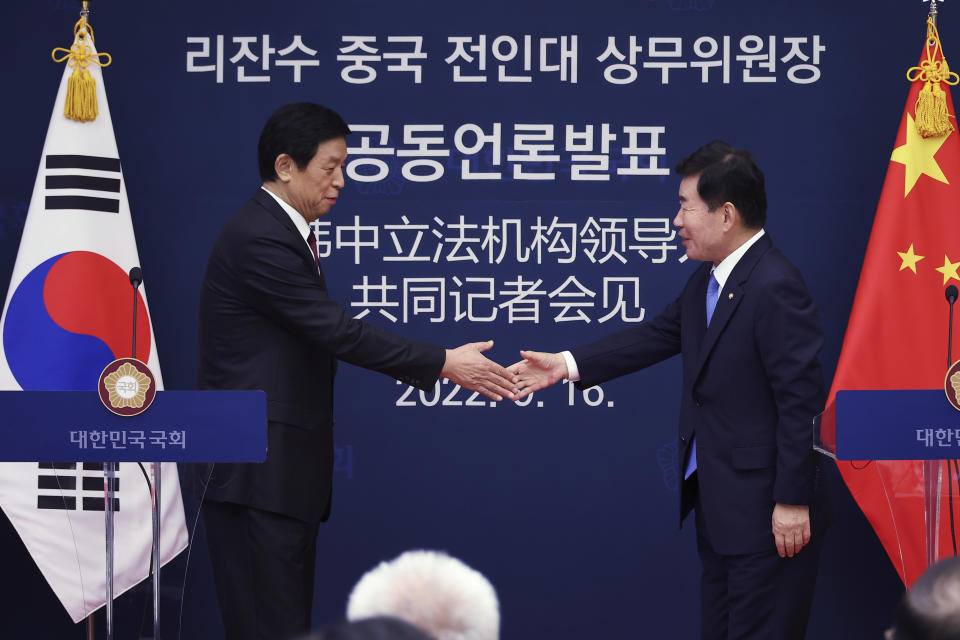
xmin=570 ymin=234 xmax=829 ymax=555
xmin=196 ymin=189 xmax=445 ymax=523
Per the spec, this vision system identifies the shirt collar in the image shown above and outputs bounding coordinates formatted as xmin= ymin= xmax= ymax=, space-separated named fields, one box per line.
xmin=711 ymin=228 xmax=765 ymax=292
xmin=261 ymin=185 xmax=312 ymax=244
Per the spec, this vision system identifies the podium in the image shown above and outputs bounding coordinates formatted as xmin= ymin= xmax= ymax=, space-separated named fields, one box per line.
xmin=0 ymin=389 xmax=267 ymax=639
xmin=815 ymin=389 xmax=960 ymax=571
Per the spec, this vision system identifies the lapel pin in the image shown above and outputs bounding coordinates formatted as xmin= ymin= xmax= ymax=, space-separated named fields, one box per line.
xmin=728 ymin=293 xmax=734 ymax=300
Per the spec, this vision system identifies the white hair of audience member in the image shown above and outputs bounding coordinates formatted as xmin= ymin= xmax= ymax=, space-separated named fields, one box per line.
xmin=346 ymin=550 xmax=499 ymax=640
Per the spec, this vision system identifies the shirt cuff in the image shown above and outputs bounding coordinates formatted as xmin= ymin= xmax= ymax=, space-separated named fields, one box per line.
xmin=561 ymin=350 xmax=580 ymax=382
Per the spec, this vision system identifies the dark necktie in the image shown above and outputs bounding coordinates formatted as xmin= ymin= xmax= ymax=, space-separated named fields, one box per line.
xmin=306 ymin=230 xmax=319 ymax=266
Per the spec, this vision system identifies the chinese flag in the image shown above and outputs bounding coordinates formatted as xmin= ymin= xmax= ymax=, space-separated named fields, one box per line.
xmin=825 ymin=23 xmax=960 ymax=586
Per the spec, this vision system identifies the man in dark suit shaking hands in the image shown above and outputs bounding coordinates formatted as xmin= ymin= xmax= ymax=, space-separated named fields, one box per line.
xmin=196 ymin=103 xmax=517 ymax=640
xmin=510 ymin=141 xmax=829 ymax=640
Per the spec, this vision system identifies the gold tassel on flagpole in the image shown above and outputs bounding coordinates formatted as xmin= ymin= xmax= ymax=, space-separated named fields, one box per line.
xmin=50 ymin=6 xmax=111 ymax=123
xmin=907 ymin=17 xmax=959 ymax=138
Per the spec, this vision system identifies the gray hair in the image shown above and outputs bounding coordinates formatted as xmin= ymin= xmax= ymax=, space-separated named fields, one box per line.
xmin=346 ymin=550 xmax=499 ymax=640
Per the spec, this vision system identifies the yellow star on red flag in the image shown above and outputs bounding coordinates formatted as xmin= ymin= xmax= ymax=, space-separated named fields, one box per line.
xmin=897 ymin=244 xmax=925 ymax=273
xmin=936 ymin=254 xmax=960 ymax=284
xmin=890 ymin=113 xmax=950 ymax=197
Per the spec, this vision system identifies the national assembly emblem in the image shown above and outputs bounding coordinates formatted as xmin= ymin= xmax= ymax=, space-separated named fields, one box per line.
xmin=944 ymin=360 xmax=960 ymax=412
xmin=98 ymin=358 xmax=156 ymax=416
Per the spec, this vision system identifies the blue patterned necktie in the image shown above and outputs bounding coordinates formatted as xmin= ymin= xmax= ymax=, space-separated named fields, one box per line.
xmin=705 ymin=270 xmax=720 ymax=327
xmin=685 ymin=271 xmax=721 ymax=480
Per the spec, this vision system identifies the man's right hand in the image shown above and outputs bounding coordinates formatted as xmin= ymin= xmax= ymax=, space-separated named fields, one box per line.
xmin=441 ymin=340 xmax=517 ymax=402
xmin=507 ymin=350 xmax=568 ymax=399
xmin=772 ymin=503 xmax=811 ymax=558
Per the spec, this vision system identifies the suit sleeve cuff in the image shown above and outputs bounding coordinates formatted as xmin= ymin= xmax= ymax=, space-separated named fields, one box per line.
xmin=773 ymin=468 xmax=814 ymax=506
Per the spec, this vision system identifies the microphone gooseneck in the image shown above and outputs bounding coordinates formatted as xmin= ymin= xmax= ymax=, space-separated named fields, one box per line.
xmin=129 ymin=267 xmax=142 ymax=360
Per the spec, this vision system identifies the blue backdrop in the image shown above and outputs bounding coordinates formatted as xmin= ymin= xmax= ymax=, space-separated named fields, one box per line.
xmin=0 ymin=0 xmax=923 ymax=637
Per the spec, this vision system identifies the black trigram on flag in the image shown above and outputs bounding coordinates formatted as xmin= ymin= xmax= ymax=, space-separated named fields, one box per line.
xmin=36 ymin=463 xmax=120 ymax=511
xmin=44 ymin=154 xmax=121 ymax=214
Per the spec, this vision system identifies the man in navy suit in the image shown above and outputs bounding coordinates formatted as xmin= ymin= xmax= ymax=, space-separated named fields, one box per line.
xmin=196 ymin=103 xmax=517 ymax=640
xmin=510 ymin=141 xmax=829 ymax=640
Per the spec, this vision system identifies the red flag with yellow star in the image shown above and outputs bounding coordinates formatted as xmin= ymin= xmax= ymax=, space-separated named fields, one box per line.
xmin=826 ymin=19 xmax=960 ymax=586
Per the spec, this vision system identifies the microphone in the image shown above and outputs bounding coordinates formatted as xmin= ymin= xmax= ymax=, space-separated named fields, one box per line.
xmin=129 ymin=267 xmax=142 ymax=360
xmin=948 ymin=285 xmax=958 ymax=305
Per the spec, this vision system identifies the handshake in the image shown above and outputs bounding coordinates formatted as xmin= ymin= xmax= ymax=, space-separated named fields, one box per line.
xmin=440 ymin=340 xmax=571 ymax=402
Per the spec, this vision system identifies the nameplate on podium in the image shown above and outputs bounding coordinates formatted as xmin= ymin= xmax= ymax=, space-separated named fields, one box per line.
xmin=0 ymin=390 xmax=266 ymax=462
xmin=836 ymin=390 xmax=960 ymax=460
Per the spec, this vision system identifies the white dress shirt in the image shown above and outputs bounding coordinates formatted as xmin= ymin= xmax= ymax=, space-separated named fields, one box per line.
xmin=261 ymin=186 xmax=317 ymax=254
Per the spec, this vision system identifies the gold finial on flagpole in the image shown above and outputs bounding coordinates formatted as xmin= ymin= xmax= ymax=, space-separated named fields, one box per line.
xmin=78 ymin=0 xmax=90 ymax=25
xmin=52 ymin=0 xmax=111 ymax=122
xmin=908 ymin=8 xmax=959 ymax=138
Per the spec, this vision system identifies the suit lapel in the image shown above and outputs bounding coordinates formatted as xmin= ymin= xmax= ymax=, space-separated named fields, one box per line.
xmin=251 ymin=188 xmax=328 ymax=288
xmin=693 ymin=233 xmax=773 ymax=377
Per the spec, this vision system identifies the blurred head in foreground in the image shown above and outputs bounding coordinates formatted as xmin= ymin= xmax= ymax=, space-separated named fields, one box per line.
xmin=347 ymin=550 xmax=499 ymax=640
xmin=888 ymin=556 xmax=960 ymax=640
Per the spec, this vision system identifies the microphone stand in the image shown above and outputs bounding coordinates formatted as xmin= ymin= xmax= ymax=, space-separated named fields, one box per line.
xmin=947 ymin=285 xmax=959 ymax=558
xmin=128 ymin=268 xmax=162 ymax=639
xmin=102 ymin=266 xmax=142 ymax=640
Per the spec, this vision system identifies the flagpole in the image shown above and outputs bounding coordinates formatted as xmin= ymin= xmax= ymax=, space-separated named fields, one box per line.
xmin=104 ymin=462 xmax=116 ymax=640
xmin=65 ymin=1 xmax=121 ymax=633
xmin=78 ymin=0 xmax=98 ymax=634
xmin=923 ymin=0 xmax=949 ymax=572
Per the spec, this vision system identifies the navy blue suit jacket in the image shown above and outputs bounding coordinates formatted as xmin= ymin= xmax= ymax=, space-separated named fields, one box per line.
xmin=196 ymin=189 xmax=444 ymax=523
xmin=571 ymin=234 xmax=829 ymax=555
